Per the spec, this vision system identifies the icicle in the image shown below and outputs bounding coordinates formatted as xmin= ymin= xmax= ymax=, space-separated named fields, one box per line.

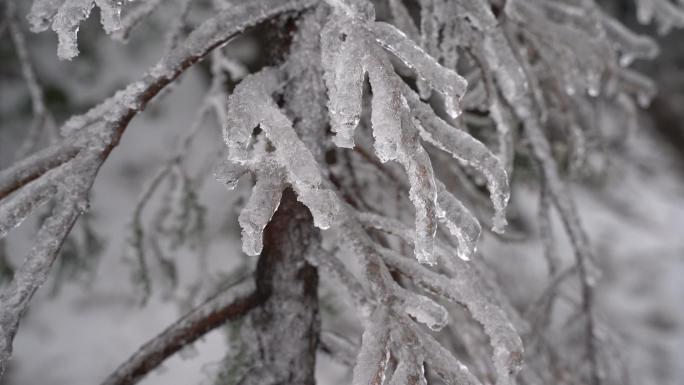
xmin=371 ymin=22 xmax=468 ymax=118
xmin=366 ymin=58 xmax=438 ymax=264
xmin=399 ymin=289 xmax=448 ymax=331
xmin=321 ymin=21 xmax=365 ymax=148
xmin=51 ymin=0 xmax=95 ymax=60
xmin=435 ymin=181 xmax=481 ymax=261
xmin=94 ymin=0 xmax=123 ymax=33
xmin=405 ymin=87 xmax=510 ymax=233
xmin=238 ymin=169 xmax=285 ymax=256
xmin=225 ymin=68 xmax=339 ymax=231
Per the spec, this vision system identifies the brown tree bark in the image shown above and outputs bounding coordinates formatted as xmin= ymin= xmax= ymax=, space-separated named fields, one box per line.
xmin=239 ymin=188 xmax=321 ymax=385
xmin=231 ymin=8 xmax=329 ymax=383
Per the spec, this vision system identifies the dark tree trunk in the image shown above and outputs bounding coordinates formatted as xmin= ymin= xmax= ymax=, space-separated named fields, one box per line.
xmin=240 ymin=188 xmax=321 ymax=385
xmin=219 ymin=8 xmax=328 ymax=385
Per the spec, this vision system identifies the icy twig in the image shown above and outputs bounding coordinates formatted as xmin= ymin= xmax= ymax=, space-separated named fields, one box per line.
xmin=100 ymin=279 xmax=261 ymax=385
xmin=0 ymin=197 xmax=80 ymax=374
xmin=356 ymin=212 xmax=523 ymax=384
xmin=7 ymin=0 xmax=56 ymax=159
xmin=112 ymin=0 xmax=163 ymax=42
xmin=320 ymin=330 xmax=359 ymax=367
xmin=352 ymin=306 xmax=391 ymax=385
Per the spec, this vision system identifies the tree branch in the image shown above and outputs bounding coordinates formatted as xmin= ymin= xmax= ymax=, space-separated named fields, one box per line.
xmin=100 ymin=280 xmax=262 ymax=385
xmin=0 ymin=0 xmax=316 ymax=376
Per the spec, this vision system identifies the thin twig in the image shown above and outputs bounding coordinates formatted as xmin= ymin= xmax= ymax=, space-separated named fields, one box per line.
xmin=100 ymin=280 xmax=262 ymax=385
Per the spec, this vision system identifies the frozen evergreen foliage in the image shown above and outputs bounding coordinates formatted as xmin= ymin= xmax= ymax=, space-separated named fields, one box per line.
xmin=223 ymin=68 xmax=339 ymax=240
xmin=2 ymin=0 xmax=684 ymax=384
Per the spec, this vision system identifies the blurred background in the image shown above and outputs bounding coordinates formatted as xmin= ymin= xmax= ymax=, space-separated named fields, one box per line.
xmin=0 ymin=1 xmax=683 ymax=384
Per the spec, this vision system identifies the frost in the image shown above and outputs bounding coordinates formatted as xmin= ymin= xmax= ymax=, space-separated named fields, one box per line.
xmin=27 ymin=0 xmax=65 ymax=32
xmin=0 ymin=184 xmax=55 ymax=239
xmin=222 ymin=68 xmax=339 ymax=235
xmin=388 ymin=0 xmax=420 ymax=42
xmin=111 ymin=0 xmax=162 ymax=42
xmin=51 ymin=0 xmax=95 ymax=60
xmin=28 ymin=0 xmax=125 ymax=60
xmin=388 ymin=359 xmax=426 ymax=385
xmin=94 ymin=0 xmax=123 ymax=33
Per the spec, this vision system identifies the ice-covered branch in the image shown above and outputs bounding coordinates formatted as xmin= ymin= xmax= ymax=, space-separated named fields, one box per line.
xmin=320 ymin=330 xmax=359 ymax=367
xmin=111 ymin=0 xmax=163 ymax=42
xmin=100 ymin=279 xmax=261 ymax=385
xmin=352 ymin=306 xmax=391 ymax=385
xmin=0 ymin=0 xmax=317 ymax=375
xmin=355 ymin=211 xmax=522 ymax=385
xmin=634 ymin=0 xmax=684 ymax=34
xmin=0 ymin=197 xmax=80 ymax=374
xmin=320 ymin=7 xmax=511 ymax=265
xmin=7 ymin=0 xmax=56 ymax=158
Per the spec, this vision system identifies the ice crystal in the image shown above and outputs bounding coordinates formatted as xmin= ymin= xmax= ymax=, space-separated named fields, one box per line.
xmin=28 ymin=0 xmax=124 ymax=60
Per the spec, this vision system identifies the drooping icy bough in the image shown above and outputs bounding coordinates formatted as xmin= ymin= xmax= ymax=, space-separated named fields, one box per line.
xmin=211 ymin=7 xmax=522 ymax=384
xmin=354 ymin=211 xmax=522 ymax=385
xmin=219 ymin=67 xmax=339 ymax=256
xmin=321 ymin=6 xmax=510 ymax=264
